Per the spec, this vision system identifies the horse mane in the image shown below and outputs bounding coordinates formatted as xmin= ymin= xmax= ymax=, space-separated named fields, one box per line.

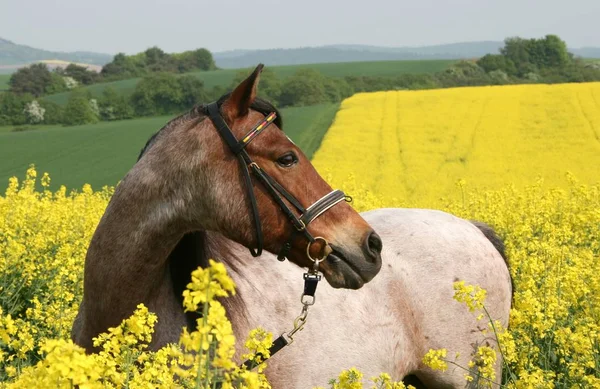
xmin=136 ymin=94 xmax=282 ymax=331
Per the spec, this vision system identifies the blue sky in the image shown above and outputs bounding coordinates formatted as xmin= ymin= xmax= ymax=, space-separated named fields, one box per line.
xmin=1 ymin=0 xmax=598 ymax=54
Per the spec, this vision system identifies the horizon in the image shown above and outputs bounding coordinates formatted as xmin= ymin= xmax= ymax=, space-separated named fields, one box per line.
xmin=1 ymin=36 xmax=598 ymax=57
xmin=1 ymin=0 xmax=598 ymax=55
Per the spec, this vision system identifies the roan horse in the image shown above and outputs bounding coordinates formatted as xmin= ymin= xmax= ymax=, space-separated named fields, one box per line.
xmin=72 ymin=64 xmax=383 ymax=352
xmin=72 ymin=65 xmax=512 ymax=388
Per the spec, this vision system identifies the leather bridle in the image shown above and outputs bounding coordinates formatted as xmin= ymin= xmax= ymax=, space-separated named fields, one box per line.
xmin=206 ymin=101 xmax=349 ymax=263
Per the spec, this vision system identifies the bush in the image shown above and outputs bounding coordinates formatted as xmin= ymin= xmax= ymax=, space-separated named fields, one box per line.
xmin=0 ymin=92 xmax=32 ymax=125
xmin=62 ymin=90 xmax=99 ymax=126
xmin=38 ymin=100 xmax=64 ymax=124
xmin=177 ymin=75 xmax=207 ymax=108
xmin=98 ymin=87 xmax=134 ymax=121
xmin=23 ymin=100 xmax=45 ymax=124
xmin=279 ymin=69 xmax=329 ymax=107
xmin=130 ymin=73 xmax=183 ymax=116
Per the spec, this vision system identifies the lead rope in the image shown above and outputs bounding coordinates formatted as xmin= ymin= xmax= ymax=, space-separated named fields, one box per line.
xmin=241 ymin=240 xmax=328 ymax=370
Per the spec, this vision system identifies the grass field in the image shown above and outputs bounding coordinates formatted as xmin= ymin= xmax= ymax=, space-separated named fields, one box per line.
xmin=42 ymin=59 xmax=455 ymax=105
xmin=0 ymin=103 xmax=339 ymax=190
xmin=0 ymin=74 xmax=10 ymax=91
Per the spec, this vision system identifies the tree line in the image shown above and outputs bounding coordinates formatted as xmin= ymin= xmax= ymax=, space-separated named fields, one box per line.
xmin=6 ymin=46 xmax=216 ymax=98
xmin=2 ymin=35 xmax=599 ymax=128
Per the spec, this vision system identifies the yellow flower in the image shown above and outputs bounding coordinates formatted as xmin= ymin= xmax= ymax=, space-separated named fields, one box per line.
xmin=422 ymin=349 xmax=448 ymax=371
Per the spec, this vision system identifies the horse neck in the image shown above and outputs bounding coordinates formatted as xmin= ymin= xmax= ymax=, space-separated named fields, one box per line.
xmin=200 ymin=233 xmax=305 ymax=344
xmin=83 ymin=163 xmax=193 ymax=322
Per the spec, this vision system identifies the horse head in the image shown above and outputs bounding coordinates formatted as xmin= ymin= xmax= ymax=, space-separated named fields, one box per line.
xmin=138 ymin=65 xmax=382 ymax=289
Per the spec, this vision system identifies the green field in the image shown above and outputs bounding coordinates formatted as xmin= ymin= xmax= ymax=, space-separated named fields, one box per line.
xmin=0 ymin=103 xmax=339 ymax=190
xmin=43 ymin=59 xmax=454 ymax=105
xmin=0 ymin=74 xmax=10 ymax=91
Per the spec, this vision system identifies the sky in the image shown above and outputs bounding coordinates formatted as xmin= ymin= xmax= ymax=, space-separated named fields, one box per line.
xmin=1 ymin=0 xmax=599 ymax=55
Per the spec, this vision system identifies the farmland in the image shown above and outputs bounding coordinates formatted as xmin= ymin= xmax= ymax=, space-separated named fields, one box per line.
xmin=1 ymin=82 xmax=600 ymax=387
xmin=313 ymin=82 xmax=600 ymax=205
xmin=0 ymin=103 xmax=339 ymax=190
xmin=312 ymin=82 xmax=600 ymax=386
xmin=42 ymin=59 xmax=455 ymax=106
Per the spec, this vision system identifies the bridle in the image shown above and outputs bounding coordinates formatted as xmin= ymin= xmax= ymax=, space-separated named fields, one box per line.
xmin=206 ymin=101 xmax=351 ymax=368
xmin=206 ymin=101 xmax=349 ymax=264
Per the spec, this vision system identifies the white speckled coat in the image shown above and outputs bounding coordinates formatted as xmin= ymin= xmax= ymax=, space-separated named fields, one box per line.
xmin=226 ymin=208 xmax=512 ymax=388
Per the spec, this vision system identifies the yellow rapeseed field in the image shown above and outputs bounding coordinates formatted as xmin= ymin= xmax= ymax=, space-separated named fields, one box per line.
xmin=1 ymin=83 xmax=599 ymax=388
xmin=311 ymin=83 xmax=600 ymax=387
xmin=313 ymin=83 xmax=600 ymax=205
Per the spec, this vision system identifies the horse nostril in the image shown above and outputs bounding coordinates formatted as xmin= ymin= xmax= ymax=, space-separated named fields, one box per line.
xmin=367 ymin=231 xmax=383 ymax=256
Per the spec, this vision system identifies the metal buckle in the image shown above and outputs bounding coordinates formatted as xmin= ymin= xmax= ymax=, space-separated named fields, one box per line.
xmin=295 ymin=219 xmax=306 ymax=231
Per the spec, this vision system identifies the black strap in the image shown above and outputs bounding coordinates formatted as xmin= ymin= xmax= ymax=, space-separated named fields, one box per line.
xmin=207 ymin=102 xmax=245 ymax=155
xmin=241 ymin=334 xmax=290 ymax=370
xmin=303 ymin=273 xmax=321 ymax=297
xmin=238 ymin=154 xmax=263 ymax=257
xmin=249 ymin=164 xmax=309 ymax=232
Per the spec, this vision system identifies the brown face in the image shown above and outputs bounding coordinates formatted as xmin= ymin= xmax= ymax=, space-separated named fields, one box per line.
xmin=201 ymin=65 xmax=382 ymax=289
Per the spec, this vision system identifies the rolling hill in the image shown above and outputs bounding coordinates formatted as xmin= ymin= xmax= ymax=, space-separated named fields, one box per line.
xmin=42 ymin=59 xmax=455 ymax=106
xmin=0 ymin=37 xmax=112 ymax=73
xmin=213 ymin=42 xmax=600 ymax=68
xmin=0 ymin=103 xmax=340 ymax=189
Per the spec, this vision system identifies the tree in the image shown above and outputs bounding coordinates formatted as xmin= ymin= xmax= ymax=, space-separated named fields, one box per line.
xmin=39 ymin=100 xmax=64 ymax=124
xmin=527 ymin=35 xmax=571 ymax=69
xmin=99 ymin=87 xmax=134 ymax=121
xmin=45 ymin=73 xmax=68 ymax=95
xmin=177 ymin=75 xmax=206 ymax=108
xmin=130 ymin=73 xmax=183 ymax=116
xmin=101 ymin=53 xmax=145 ymax=80
xmin=8 ymin=63 xmax=53 ymax=97
xmin=63 ymin=64 xmax=100 ymax=85
xmin=0 ymin=92 xmax=33 ymax=125
xmin=279 ymin=69 xmax=329 ymax=107
xmin=175 ymin=48 xmax=217 ymax=72
xmin=477 ymin=54 xmax=516 ymax=75
xmin=63 ymin=90 xmax=99 ymax=126
xmin=144 ymin=46 xmax=177 ymax=72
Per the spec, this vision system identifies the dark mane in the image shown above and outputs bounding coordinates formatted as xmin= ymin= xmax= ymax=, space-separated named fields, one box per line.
xmin=137 ymin=95 xmax=282 ymax=161
xmin=136 ymin=94 xmax=280 ymax=332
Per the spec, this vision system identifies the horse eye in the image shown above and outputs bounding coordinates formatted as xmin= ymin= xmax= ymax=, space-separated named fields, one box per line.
xmin=276 ymin=152 xmax=298 ymax=168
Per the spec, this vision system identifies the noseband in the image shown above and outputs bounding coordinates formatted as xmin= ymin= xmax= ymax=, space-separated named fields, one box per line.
xmin=206 ymin=102 xmax=349 ymax=263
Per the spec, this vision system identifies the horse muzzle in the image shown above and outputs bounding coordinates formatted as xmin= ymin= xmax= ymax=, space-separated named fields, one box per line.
xmin=322 ymin=230 xmax=383 ymax=289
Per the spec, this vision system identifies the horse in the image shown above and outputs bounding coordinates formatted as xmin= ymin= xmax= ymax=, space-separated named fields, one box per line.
xmin=164 ymin=212 xmax=511 ymax=388
xmin=73 ymin=64 xmax=512 ymax=388
xmin=71 ymin=64 xmax=384 ymax=353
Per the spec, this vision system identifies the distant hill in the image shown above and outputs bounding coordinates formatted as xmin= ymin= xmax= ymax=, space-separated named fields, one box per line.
xmin=214 ymin=41 xmax=600 ymax=68
xmin=0 ymin=37 xmax=112 ymax=73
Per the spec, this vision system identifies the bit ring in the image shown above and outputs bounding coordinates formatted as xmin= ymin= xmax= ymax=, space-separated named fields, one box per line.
xmin=306 ymin=237 xmax=329 ymax=263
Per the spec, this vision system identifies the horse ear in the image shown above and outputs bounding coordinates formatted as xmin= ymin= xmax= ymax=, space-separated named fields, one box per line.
xmin=222 ymin=64 xmax=263 ymax=121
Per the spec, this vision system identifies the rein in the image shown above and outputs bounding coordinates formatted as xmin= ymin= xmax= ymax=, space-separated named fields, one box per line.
xmin=206 ymin=101 xmax=349 ymax=368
